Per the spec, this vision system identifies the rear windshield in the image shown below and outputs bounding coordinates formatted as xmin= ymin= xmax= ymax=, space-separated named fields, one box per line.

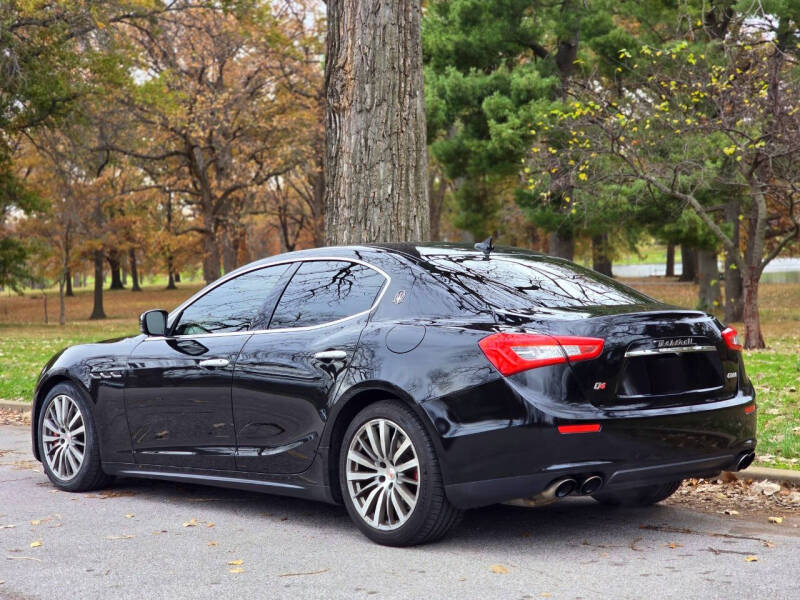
xmin=424 ymin=255 xmax=655 ymax=310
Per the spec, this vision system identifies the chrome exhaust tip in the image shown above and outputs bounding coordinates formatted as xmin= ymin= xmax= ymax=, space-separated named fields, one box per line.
xmin=579 ymin=475 xmax=603 ymax=495
xmin=554 ymin=478 xmax=578 ymax=498
xmin=736 ymin=451 xmax=755 ymax=471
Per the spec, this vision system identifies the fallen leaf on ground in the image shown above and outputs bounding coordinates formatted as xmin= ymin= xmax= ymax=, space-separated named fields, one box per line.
xmin=489 ymin=564 xmax=508 ymax=574
xmin=29 ymin=541 xmax=41 ymax=548
xmin=30 ymin=520 xmax=41 ymax=526
xmin=722 ymin=509 xmax=739 ymax=516
xmin=182 ymin=518 xmax=198 ymax=528
xmin=206 ymin=522 xmax=215 ymax=528
xmin=228 ymin=559 xmax=244 ymax=566
xmin=768 ymin=516 xmax=783 ymax=524
xmin=0 ymin=525 xmax=14 ymax=529
xmin=125 ymin=514 xmax=134 ymax=519
xmin=229 ymin=567 xmax=245 ymax=574
xmin=666 ymin=542 xmax=682 ymax=549
xmin=208 ymin=541 xmax=218 ymax=547
xmin=106 ymin=535 xmax=135 ymax=540
xmin=745 ymin=555 xmax=758 ymax=562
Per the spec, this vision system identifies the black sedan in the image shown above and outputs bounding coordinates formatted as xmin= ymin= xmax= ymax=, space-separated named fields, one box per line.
xmin=31 ymin=243 xmax=756 ymax=546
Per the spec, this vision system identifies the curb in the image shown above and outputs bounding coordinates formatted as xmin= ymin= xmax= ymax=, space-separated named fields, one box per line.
xmin=0 ymin=400 xmax=31 ymax=413
xmin=724 ymin=466 xmax=800 ymax=486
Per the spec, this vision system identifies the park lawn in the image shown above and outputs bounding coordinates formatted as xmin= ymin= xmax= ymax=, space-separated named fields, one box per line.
xmin=1 ymin=279 xmax=798 ymax=470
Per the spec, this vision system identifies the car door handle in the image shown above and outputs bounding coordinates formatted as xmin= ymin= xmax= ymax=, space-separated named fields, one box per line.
xmin=313 ymin=350 xmax=347 ymax=361
xmin=198 ymin=358 xmax=230 ymax=368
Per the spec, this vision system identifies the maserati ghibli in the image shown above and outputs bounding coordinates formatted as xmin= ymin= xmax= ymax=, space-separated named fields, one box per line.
xmin=31 ymin=243 xmax=756 ymax=546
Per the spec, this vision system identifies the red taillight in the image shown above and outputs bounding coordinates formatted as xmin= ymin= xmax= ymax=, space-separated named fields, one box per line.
xmin=558 ymin=423 xmax=602 ymax=434
xmin=744 ymin=404 xmax=756 ymax=415
xmin=478 ymin=332 xmax=604 ymax=376
xmin=721 ymin=327 xmax=742 ymax=351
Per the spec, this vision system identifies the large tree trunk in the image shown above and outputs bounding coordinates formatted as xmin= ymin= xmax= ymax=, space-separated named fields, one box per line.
xmin=107 ymin=249 xmax=125 ymax=289
xmin=548 ymin=231 xmax=574 ymax=260
xmin=665 ymin=243 xmax=675 ymax=278
xmin=697 ymin=249 xmax=721 ymax=312
xmin=65 ymin=268 xmax=74 ymax=297
xmin=723 ymin=199 xmax=743 ymax=322
xmin=324 ymin=0 xmax=429 ymax=244
xmin=591 ymin=234 xmax=612 ymax=276
xmin=742 ymin=268 xmax=765 ymax=349
xmin=129 ymin=247 xmax=142 ymax=292
xmin=679 ymin=244 xmax=697 ymax=282
xmin=89 ymin=249 xmax=106 ymax=320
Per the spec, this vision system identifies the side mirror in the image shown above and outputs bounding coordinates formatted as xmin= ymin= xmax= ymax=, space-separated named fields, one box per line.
xmin=140 ymin=310 xmax=168 ymax=336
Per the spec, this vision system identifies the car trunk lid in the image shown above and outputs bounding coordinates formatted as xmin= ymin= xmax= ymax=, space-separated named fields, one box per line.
xmin=500 ymin=306 xmax=740 ymax=410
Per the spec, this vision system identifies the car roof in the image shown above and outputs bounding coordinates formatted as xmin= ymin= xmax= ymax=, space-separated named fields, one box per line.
xmin=229 ymin=242 xmax=551 ymax=281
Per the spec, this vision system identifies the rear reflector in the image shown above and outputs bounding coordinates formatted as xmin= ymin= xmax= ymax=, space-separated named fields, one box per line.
xmin=558 ymin=424 xmax=602 ymax=434
xmin=721 ymin=327 xmax=743 ymax=351
xmin=479 ymin=333 xmax=604 ymax=376
xmin=744 ymin=404 xmax=756 ymax=414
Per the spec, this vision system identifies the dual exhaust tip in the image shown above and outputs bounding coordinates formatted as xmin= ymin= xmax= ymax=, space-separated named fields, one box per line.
xmin=550 ymin=475 xmax=604 ymax=499
xmin=736 ymin=451 xmax=755 ymax=471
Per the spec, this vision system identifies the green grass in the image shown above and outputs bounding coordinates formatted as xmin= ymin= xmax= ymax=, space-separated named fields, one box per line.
xmin=745 ymin=339 xmax=800 ymax=470
xmin=0 ymin=322 xmax=139 ymax=402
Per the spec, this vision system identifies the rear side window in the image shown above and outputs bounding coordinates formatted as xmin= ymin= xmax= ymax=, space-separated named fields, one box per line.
xmin=173 ymin=264 xmax=290 ymax=335
xmin=270 ymin=260 xmax=385 ymax=329
xmin=425 ymin=256 xmax=654 ymax=309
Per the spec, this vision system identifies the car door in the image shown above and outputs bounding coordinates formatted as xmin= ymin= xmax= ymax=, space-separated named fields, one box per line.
xmin=124 ymin=263 xmax=292 ymax=470
xmin=232 ymin=259 xmax=388 ymax=474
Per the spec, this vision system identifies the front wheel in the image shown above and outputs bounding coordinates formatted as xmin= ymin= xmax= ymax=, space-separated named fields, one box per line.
xmin=37 ymin=382 xmax=113 ymax=492
xmin=339 ymin=400 xmax=461 ymax=546
xmin=592 ymin=480 xmax=682 ymax=507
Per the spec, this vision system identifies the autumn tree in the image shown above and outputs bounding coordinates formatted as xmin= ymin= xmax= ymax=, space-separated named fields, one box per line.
xmin=0 ymin=0 xmax=198 ymax=289
xmin=102 ymin=2 xmax=318 ymax=282
xmin=324 ymin=0 xmax=429 ymax=244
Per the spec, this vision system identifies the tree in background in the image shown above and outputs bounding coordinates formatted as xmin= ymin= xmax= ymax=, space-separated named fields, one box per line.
xmin=536 ymin=20 xmax=800 ymax=347
xmin=0 ymin=0 xmax=192 ymax=290
xmin=324 ymin=0 xmax=429 ymax=244
xmin=102 ymin=2 xmax=318 ymax=283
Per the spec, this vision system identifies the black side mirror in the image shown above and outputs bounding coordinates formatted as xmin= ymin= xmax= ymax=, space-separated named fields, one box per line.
xmin=140 ymin=310 xmax=168 ymax=336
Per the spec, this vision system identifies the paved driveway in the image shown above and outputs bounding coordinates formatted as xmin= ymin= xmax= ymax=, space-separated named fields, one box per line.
xmin=1 ymin=424 xmax=798 ymax=600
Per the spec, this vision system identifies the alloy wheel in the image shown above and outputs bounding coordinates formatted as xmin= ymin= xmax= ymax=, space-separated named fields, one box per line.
xmin=42 ymin=394 xmax=86 ymax=481
xmin=345 ymin=418 xmax=420 ymax=530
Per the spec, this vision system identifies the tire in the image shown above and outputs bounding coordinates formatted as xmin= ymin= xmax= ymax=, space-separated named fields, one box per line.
xmin=339 ymin=400 xmax=462 ymax=546
xmin=37 ymin=382 xmax=114 ymax=492
xmin=592 ymin=480 xmax=682 ymax=507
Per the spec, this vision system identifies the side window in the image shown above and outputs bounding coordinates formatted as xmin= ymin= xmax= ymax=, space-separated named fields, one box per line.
xmin=173 ymin=264 xmax=290 ymax=335
xmin=270 ymin=260 xmax=385 ymax=329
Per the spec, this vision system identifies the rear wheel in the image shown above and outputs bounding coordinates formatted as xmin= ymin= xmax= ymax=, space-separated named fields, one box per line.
xmin=37 ymin=382 xmax=113 ymax=492
xmin=339 ymin=400 xmax=461 ymax=546
xmin=592 ymin=480 xmax=682 ymax=507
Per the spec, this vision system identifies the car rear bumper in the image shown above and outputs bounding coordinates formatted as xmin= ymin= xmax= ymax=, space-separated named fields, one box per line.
xmin=426 ymin=390 xmax=757 ymax=509
xmin=444 ymin=451 xmax=750 ymax=508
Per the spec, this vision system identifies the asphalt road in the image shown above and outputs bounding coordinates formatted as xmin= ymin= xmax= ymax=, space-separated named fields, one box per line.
xmin=1 ymin=423 xmax=799 ymax=600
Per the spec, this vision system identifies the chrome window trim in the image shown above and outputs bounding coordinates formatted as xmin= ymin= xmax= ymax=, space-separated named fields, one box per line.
xmin=624 ymin=345 xmax=717 ymax=358
xmin=143 ymin=256 xmax=391 ymax=342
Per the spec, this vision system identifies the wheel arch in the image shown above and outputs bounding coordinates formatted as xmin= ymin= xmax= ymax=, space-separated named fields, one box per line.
xmin=31 ymin=374 xmax=88 ymax=461
xmin=323 ymin=382 xmax=443 ymax=504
